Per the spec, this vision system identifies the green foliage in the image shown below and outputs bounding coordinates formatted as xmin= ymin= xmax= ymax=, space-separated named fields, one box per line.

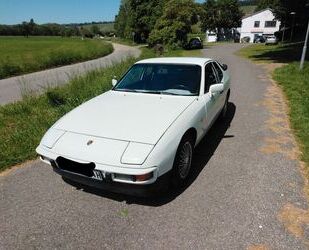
xmin=0 ymin=21 xmax=81 ymax=37
xmin=0 ymin=37 xmax=113 ymax=79
xmin=264 ymin=0 xmax=309 ymax=33
xmin=90 ymin=25 xmax=100 ymax=35
xmin=148 ymin=0 xmax=200 ymax=48
xmin=240 ymin=5 xmax=257 ymax=16
xmin=81 ymin=22 xmax=115 ymax=36
xmin=255 ymin=0 xmax=278 ymax=11
xmin=115 ymin=0 xmax=165 ymax=43
xmin=200 ymin=0 xmax=243 ymax=33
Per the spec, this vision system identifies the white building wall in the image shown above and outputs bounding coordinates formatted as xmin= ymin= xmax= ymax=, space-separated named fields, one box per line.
xmin=239 ymin=9 xmax=281 ymax=43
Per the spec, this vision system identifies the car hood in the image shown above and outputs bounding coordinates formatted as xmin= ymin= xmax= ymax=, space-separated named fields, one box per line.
xmin=53 ymin=90 xmax=196 ymax=145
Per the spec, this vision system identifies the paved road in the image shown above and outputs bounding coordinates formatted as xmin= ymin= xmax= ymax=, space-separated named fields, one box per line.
xmin=1 ymin=44 xmax=308 ymax=249
xmin=0 ymin=43 xmax=141 ymax=105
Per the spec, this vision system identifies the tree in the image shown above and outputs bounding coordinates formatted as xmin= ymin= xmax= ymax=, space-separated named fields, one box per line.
xmin=255 ymin=0 xmax=278 ymax=11
xmin=200 ymin=0 xmax=243 ymax=39
xmin=29 ymin=18 xmax=36 ymax=35
xmin=115 ymin=0 xmax=132 ymax=38
xmin=22 ymin=21 xmax=30 ymax=37
xmin=114 ymin=0 xmax=165 ymax=42
xmin=91 ymin=25 xmax=100 ymax=35
xmin=148 ymin=0 xmax=200 ymax=48
xmin=273 ymin=0 xmax=309 ymax=28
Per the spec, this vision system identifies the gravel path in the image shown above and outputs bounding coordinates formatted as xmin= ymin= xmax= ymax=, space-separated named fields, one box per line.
xmin=1 ymin=43 xmax=308 ymax=249
xmin=0 ymin=43 xmax=141 ymax=105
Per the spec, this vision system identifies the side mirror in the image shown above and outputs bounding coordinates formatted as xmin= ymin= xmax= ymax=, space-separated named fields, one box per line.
xmin=221 ymin=64 xmax=228 ymax=71
xmin=112 ymin=78 xmax=118 ymax=87
xmin=209 ymin=83 xmax=224 ymax=96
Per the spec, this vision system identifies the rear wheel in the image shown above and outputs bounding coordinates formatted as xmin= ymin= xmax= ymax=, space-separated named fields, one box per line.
xmin=171 ymin=135 xmax=194 ymax=188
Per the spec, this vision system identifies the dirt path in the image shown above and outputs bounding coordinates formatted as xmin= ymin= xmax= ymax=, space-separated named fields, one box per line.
xmin=0 ymin=43 xmax=308 ymax=249
xmin=0 ymin=43 xmax=141 ymax=105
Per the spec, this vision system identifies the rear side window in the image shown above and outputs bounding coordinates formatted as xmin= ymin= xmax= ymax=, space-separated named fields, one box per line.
xmin=204 ymin=63 xmax=217 ymax=93
xmin=212 ymin=62 xmax=223 ymax=82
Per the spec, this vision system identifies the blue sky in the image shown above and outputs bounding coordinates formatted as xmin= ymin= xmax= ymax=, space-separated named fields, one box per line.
xmin=0 ymin=0 xmax=205 ymax=25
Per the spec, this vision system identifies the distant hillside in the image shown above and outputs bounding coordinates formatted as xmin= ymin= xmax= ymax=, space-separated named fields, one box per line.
xmin=240 ymin=5 xmax=257 ymax=16
xmin=82 ymin=22 xmax=115 ymax=33
xmin=66 ymin=21 xmax=115 ymax=34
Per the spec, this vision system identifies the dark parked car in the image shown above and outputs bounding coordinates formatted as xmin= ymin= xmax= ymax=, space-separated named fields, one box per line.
xmin=186 ymin=37 xmax=203 ymax=49
xmin=241 ymin=36 xmax=250 ymax=43
xmin=254 ymin=35 xmax=265 ymax=43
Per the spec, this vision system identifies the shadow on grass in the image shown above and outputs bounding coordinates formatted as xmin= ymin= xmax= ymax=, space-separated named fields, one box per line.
xmin=63 ymin=103 xmax=236 ymax=206
xmin=248 ymin=42 xmax=308 ymax=63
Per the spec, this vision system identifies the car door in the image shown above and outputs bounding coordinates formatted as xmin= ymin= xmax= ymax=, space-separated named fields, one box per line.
xmin=211 ymin=61 xmax=226 ymax=113
xmin=202 ymin=62 xmax=220 ymax=130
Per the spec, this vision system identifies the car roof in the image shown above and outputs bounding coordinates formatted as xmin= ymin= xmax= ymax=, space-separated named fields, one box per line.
xmin=136 ymin=57 xmax=212 ymax=66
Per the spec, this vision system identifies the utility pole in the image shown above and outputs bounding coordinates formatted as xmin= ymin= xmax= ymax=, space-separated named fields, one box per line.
xmin=300 ymin=18 xmax=309 ymax=70
xmin=290 ymin=12 xmax=296 ymax=42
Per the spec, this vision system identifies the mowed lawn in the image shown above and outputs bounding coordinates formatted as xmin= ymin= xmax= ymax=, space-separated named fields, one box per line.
xmin=0 ymin=36 xmax=113 ymax=79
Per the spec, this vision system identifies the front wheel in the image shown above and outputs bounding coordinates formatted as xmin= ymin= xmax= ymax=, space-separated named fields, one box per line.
xmin=171 ymin=135 xmax=194 ymax=188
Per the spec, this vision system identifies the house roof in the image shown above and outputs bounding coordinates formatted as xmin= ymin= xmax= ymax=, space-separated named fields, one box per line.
xmin=242 ymin=8 xmax=274 ymax=20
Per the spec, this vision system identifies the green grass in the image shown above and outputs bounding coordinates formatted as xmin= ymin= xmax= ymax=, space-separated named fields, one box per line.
xmin=0 ymin=36 xmax=113 ymax=79
xmin=273 ymin=63 xmax=309 ymax=165
xmin=237 ymin=42 xmax=309 ymax=167
xmin=237 ymin=43 xmax=307 ymax=63
xmin=0 ymin=47 xmax=203 ymax=172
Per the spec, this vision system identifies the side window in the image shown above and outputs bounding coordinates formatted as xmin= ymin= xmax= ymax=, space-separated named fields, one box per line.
xmin=204 ymin=63 xmax=217 ymax=93
xmin=212 ymin=62 xmax=223 ymax=82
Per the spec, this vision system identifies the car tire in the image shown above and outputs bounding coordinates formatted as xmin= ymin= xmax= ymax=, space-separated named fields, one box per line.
xmin=219 ymin=91 xmax=230 ymax=120
xmin=170 ymin=134 xmax=194 ymax=188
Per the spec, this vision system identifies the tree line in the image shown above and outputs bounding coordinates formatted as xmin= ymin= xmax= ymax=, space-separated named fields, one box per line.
xmin=115 ymin=0 xmax=309 ymax=48
xmin=114 ymin=0 xmax=242 ymax=48
xmin=0 ymin=19 xmax=81 ymax=37
xmin=0 ymin=19 xmax=115 ymax=37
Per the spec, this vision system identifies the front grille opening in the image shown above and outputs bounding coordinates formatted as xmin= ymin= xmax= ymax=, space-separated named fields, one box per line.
xmin=56 ymin=157 xmax=95 ymax=177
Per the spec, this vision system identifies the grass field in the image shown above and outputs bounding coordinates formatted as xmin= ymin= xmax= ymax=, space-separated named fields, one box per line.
xmin=0 ymin=47 xmax=202 ymax=172
xmin=0 ymin=36 xmax=113 ymax=79
xmin=238 ymin=43 xmax=309 ymax=167
xmin=82 ymin=22 xmax=115 ymax=33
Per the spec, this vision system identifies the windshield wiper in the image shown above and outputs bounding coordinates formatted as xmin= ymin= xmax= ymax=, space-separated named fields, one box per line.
xmin=115 ymin=89 xmax=138 ymax=93
xmin=138 ymin=90 xmax=161 ymax=94
xmin=160 ymin=91 xmax=178 ymax=95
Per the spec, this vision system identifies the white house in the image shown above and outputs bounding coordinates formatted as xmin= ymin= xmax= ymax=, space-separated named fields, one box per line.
xmin=238 ymin=8 xmax=281 ymax=43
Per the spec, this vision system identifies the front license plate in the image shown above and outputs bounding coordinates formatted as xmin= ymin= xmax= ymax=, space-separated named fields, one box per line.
xmin=93 ymin=170 xmax=105 ymax=181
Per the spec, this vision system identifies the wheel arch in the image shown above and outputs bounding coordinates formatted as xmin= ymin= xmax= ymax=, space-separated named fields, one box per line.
xmin=182 ymin=127 xmax=197 ymax=147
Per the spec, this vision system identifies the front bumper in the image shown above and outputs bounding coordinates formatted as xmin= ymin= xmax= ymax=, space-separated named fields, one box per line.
xmin=51 ymin=162 xmax=170 ymax=196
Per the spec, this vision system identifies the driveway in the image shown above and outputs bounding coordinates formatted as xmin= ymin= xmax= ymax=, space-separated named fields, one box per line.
xmin=1 ymin=43 xmax=308 ymax=249
xmin=0 ymin=43 xmax=141 ymax=106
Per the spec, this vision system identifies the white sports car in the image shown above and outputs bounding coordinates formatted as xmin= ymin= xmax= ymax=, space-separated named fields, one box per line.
xmin=36 ymin=57 xmax=230 ymax=195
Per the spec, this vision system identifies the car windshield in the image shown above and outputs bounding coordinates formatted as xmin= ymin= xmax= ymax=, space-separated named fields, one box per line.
xmin=113 ymin=63 xmax=201 ymax=96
